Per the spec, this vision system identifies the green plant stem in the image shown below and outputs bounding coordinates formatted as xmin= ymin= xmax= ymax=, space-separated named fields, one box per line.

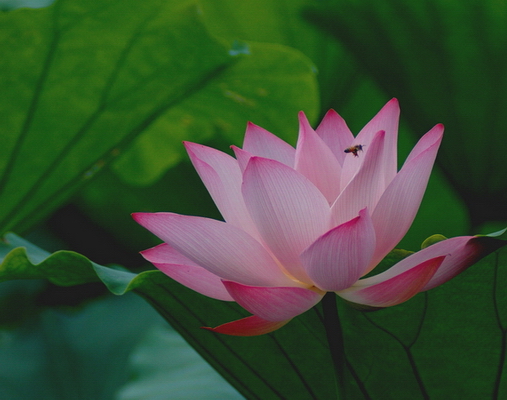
xmin=323 ymin=292 xmax=346 ymax=399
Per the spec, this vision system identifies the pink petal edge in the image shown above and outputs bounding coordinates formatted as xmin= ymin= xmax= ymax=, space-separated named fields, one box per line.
xmin=332 ymin=130 xmax=388 ymax=226
xmin=243 ymin=122 xmax=295 ymax=167
xmin=141 ymin=244 xmax=234 ymax=301
xmin=223 ymin=281 xmax=324 ymax=321
xmin=295 ymin=111 xmax=342 ymax=204
xmin=418 ymin=235 xmax=505 ymax=291
xmin=369 ymin=124 xmax=444 ymax=269
xmin=184 ymin=142 xmax=260 ymax=241
xmin=202 ymin=315 xmax=291 ymax=336
xmin=231 ymin=145 xmax=252 ymax=174
xmin=338 ymin=255 xmax=445 ymax=307
xmin=353 ymin=98 xmax=400 ymax=183
xmin=315 ymin=109 xmax=355 ymax=165
xmin=301 ymin=208 xmax=376 ymax=291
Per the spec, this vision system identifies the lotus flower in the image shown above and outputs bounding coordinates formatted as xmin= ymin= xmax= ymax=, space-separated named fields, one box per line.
xmin=133 ymin=99 xmax=502 ymax=336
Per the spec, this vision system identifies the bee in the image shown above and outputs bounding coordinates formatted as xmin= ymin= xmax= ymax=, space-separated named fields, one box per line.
xmin=344 ymin=144 xmax=364 ymax=157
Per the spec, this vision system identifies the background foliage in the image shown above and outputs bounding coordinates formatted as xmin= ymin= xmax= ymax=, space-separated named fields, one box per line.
xmin=0 ymin=0 xmax=506 ymax=398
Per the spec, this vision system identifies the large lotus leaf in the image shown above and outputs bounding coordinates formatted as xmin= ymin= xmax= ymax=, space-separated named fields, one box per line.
xmin=306 ymin=0 xmax=507 ymax=226
xmin=1 ymin=232 xmax=507 ymax=399
xmin=198 ymin=0 xmax=378 ymax=114
xmin=338 ymin=243 xmax=507 ymax=399
xmin=0 ymin=0 xmax=248 ymax=234
xmin=111 ymin=0 xmax=393 ymax=186
xmin=112 ymin=40 xmax=320 ymax=185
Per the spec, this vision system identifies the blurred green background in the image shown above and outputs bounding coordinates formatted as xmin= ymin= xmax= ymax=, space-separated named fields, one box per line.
xmin=0 ymin=0 xmax=506 ymax=398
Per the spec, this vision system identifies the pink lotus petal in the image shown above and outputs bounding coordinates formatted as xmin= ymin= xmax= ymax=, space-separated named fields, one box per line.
xmin=132 ymin=213 xmax=294 ymax=287
xmin=141 ymin=243 xmax=234 ymax=301
xmin=141 ymin=242 xmax=202 ymax=265
xmin=331 ymin=130 xmax=388 ymax=226
xmin=294 ymin=111 xmax=342 ymax=203
xmin=301 ymin=208 xmax=376 ymax=291
xmin=315 ymin=109 xmax=355 ymax=165
xmin=184 ymin=142 xmax=260 ymax=241
xmin=369 ymin=124 xmax=444 ymax=269
xmin=405 ymin=123 xmax=445 ymax=165
xmin=223 ymin=281 xmax=324 ymax=321
xmin=338 ymin=255 xmax=445 ymax=307
xmin=400 ymin=235 xmax=505 ymax=291
xmin=243 ymin=122 xmax=295 ymax=167
xmin=242 ymin=157 xmax=331 ymax=283
xmin=202 ymin=315 xmax=291 ymax=336
xmin=231 ymin=145 xmax=252 ymax=174
xmin=351 ymin=98 xmax=400 ymax=182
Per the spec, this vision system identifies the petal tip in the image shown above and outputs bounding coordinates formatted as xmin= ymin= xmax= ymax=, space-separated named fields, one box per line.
xmin=131 ymin=212 xmax=146 ymax=222
xmin=183 ymin=141 xmax=198 ymax=151
xmin=373 ymin=129 xmax=386 ymax=139
xmin=201 ymin=315 xmax=291 ymax=336
xmin=298 ymin=111 xmax=311 ymax=127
